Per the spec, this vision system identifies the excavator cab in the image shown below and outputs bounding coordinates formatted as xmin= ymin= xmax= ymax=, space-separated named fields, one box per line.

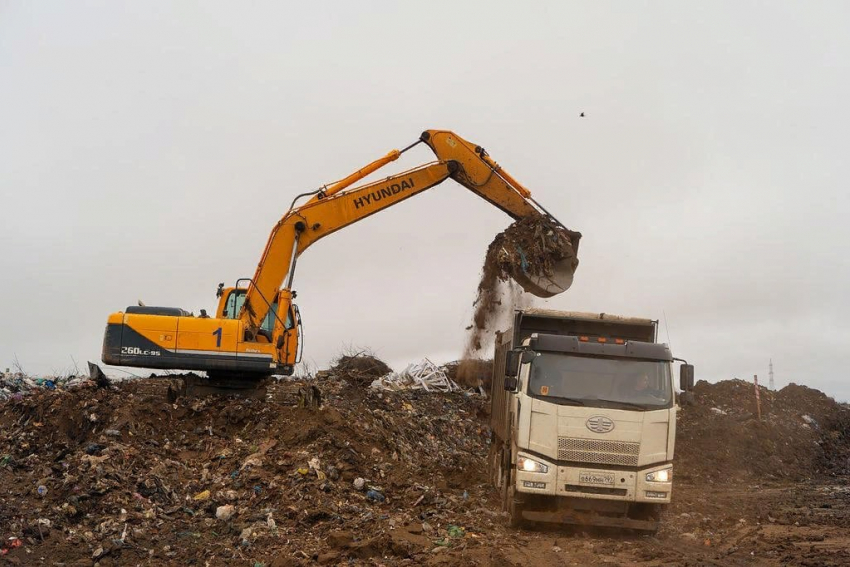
xmin=216 ymin=285 xmax=301 ymax=367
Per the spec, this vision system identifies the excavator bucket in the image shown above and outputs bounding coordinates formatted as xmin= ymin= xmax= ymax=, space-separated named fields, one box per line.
xmin=513 ymin=256 xmax=576 ymax=298
xmin=493 ymin=220 xmax=581 ymax=299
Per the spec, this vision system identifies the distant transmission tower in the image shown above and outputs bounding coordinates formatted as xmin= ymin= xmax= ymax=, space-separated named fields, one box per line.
xmin=769 ymin=359 xmax=775 ymax=391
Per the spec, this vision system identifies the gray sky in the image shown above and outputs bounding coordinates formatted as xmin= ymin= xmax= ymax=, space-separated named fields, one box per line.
xmin=2 ymin=2 xmax=849 ymax=399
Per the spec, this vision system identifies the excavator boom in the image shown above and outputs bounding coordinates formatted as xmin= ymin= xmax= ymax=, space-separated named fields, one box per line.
xmin=239 ymin=130 xmax=576 ymax=333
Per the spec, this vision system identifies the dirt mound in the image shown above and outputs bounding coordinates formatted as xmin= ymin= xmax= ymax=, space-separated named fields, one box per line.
xmin=0 ymin=377 xmax=492 ymax=565
xmin=444 ymin=359 xmax=494 ymax=390
xmin=327 ymin=352 xmax=392 ymax=387
xmin=464 ymin=214 xmax=580 ymax=355
xmin=676 ymin=379 xmax=850 ymax=483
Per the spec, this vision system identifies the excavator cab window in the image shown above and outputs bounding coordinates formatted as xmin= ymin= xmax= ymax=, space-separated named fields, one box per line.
xmin=260 ymin=303 xmax=279 ymax=334
xmin=223 ymin=290 xmax=246 ymax=319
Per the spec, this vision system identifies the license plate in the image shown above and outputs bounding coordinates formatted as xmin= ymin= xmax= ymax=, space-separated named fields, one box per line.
xmin=579 ymin=471 xmax=615 ymax=486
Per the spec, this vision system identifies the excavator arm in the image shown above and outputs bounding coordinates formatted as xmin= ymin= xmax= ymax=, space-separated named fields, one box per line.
xmin=239 ymin=160 xmax=456 ymax=331
xmin=239 ymin=129 xmax=577 ymax=335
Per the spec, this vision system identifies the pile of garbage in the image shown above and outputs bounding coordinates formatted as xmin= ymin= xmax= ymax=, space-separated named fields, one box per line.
xmin=676 ymin=379 xmax=850 ymax=483
xmin=0 ymin=373 xmax=496 ymax=565
xmin=320 ymin=353 xmax=392 ymax=388
xmin=0 ymin=370 xmax=91 ymax=401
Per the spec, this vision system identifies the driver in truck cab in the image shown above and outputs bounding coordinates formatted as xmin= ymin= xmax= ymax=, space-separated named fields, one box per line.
xmin=628 ymin=373 xmax=666 ymax=402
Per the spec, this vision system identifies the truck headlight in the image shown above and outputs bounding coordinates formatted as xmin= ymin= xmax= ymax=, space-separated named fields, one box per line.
xmin=645 ymin=467 xmax=672 ymax=482
xmin=517 ymin=455 xmax=549 ymax=474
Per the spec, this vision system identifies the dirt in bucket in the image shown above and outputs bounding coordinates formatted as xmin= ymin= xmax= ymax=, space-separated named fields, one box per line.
xmin=462 ymin=214 xmax=580 ymax=362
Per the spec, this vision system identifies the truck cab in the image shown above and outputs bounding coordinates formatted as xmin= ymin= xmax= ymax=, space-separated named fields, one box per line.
xmin=490 ymin=310 xmax=694 ymax=530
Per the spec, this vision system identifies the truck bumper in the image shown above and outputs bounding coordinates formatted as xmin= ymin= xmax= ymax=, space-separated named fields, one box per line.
xmin=520 ymin=509 xmax=659 ymax=531
xmin=515 ymin=453 xmax=673 ymax=504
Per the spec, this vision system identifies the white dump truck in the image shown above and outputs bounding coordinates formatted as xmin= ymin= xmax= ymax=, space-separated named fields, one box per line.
xmin=489 ymin=309 xmax=694 ymax=531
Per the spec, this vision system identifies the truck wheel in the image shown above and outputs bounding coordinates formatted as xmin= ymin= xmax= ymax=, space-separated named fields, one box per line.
xmin=488 ymin=439 xmax=501 ymax=488
xmin=506 ymin=468 xmax=524 ymax=528
xmin=630 ymin=503 xmax=661 ymax=535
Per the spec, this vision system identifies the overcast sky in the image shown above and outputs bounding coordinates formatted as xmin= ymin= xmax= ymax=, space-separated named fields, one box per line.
xmin=2 ymin=2 xmax=848 ymax=399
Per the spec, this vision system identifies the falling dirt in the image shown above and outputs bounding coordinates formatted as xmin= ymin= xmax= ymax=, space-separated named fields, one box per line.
xmin=447 ymin=359 xmax=494 ymax=390
xmin=462 ymin=214 xmax=580 ymax=361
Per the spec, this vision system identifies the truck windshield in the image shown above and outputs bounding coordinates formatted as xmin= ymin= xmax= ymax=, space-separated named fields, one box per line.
xmin=528 ymin=353 xmax=672 ymax=409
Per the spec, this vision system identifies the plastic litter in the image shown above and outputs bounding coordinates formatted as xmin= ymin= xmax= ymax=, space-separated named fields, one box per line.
xmin=192 ymin=490 xmax=211 ymax=501
xmin=366 ymin=489 xmax=385 ymax=502
xmin=447 ymin=525 xmax=465 ymax=538
xmin=84 ymin=443 xmax=105 ymax=456
xmin=0 ymin=370 xmax=92 ymax=401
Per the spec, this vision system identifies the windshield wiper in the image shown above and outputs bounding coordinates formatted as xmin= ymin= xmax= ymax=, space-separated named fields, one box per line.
xmin=540 ymin=395 xmax=587 ymax=406
xmin=592 ymin=398 xmax=655 ymax=410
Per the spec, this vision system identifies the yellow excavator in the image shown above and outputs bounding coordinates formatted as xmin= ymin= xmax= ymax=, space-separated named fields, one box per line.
xmin=100 ymin=130 xmax=580 ymax=394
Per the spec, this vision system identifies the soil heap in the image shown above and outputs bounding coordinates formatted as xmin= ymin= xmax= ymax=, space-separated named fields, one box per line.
xmin=3 ymin=373 xmax=850 ymax=565
xmin=323 ymin=353 xmax=392 ymax=388
xmin=676 ymin=379 xmax=850 ymax=483
xmin=0 ymin=376 xmax=491 ymax=566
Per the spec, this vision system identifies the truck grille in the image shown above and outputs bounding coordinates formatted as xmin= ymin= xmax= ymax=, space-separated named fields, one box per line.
xmin=558 ymin=437 xmax=640 ymax=466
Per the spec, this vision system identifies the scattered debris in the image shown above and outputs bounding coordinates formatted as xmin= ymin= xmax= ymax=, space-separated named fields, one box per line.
xmin=0 ymin=373 xmax=490 ymax=564
xmin=371 ymin=359 xmax=459 ymax=392
xmin=0 ymin=370 xmax=92 ymax=401
xmin=1 ymin=372 xmax=849 ymax=565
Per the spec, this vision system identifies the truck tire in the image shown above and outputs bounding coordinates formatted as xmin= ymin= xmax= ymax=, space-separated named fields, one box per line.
xmin=506 ymin=472 xmax=524 ymax=528
xmin=629 ymin=503 xmax=661 ymax=535
xmin=488 ymin=435 xmax=501 ymax=488
xmin=499 ymin=444 xmax=524 ymax=528
xmin=498 ymin=447 xmax=510 ymax=512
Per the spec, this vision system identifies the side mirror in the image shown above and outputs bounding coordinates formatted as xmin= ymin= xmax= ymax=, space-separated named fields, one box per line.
xmin=504 ymin=376 xmax=518 ymax=391
xmin=505 ymin=350 xmax=521 ymax=378
xmin=679 ymin=363 xmax=695 ymax=392
xmin=276 ymin=335 xmax=285 ymax=350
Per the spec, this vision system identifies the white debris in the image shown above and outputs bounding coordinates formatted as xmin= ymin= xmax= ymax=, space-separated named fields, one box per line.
xmin=710 ymin=407 xmax=728 ymax=416
xmin=370 ymin=359 xmax=459 ymax=392
xmin=801 ymin=414 xmax=818 ymax=427
xmin=215 ymin=504 xmax=235 ymax=521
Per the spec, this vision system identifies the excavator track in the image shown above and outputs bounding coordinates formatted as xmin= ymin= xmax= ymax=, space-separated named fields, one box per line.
xmin=167 ymin=373 xmax=270 ymax=400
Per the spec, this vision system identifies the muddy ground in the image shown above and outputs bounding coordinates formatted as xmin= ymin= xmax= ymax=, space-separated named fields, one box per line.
xmin=1 ymin=376 xmax=849 ymax=566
